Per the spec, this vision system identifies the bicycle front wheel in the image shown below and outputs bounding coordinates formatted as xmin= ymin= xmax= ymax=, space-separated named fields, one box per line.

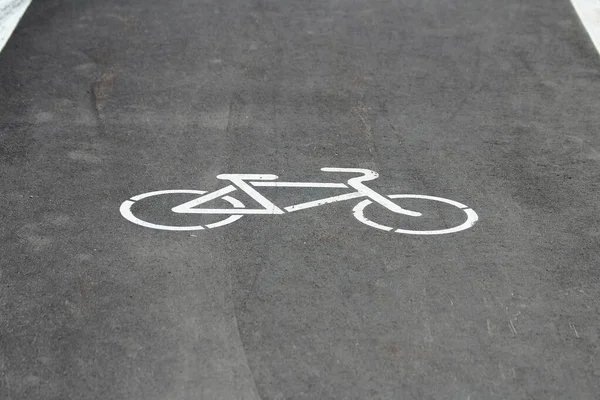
xmin=352 ymin=194 xmax=478 ymax=235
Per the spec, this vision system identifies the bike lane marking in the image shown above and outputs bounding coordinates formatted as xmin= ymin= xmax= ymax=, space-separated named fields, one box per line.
xmin=0 ymin=0 xmax=31 ymax=53
xmin=571 ymin=0 xmax=600 ymax=54
xmin=119 ymin=169 xmax=479 ymax=234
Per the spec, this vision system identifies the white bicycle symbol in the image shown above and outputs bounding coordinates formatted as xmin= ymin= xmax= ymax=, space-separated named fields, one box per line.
xmin=120 ymin=167 xmax=478 ymax=235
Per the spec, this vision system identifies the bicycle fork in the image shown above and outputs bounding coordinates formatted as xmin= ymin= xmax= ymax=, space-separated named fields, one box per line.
xmin=326 ymin=168 xmax=422 ymax=217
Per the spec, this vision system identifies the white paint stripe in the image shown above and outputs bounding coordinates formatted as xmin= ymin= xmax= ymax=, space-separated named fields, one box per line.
xmin=174 ymin=208 xmax=281 ymax=215
xmin=250 ymin=181 xmax=348 ymax=188
xmin=120 ymin=200 xmax=206 ymax=231
xmin=571 ymin=0 xmax=600 ymax=54
xmin=204 ymin=195 xmax=245 ymax=228
xmin=284 ymin=191 xmax=364 ymax=212
xmin=352 ymin=199 xmax=394 ymax=231
xmin=171 ymin=186 xmax=237 ymax=213
xmin=394 ymin=207 xmax=478 ymax=235
xmin=0 ymin=0 xmax=31 ymax=53
xmin=216 ymin=175 xmax=285 ymax=214
xmin=346 ymin=174 xmax=422 ymax=217
xmin=131 ymin=189 xmax=210 ymax=201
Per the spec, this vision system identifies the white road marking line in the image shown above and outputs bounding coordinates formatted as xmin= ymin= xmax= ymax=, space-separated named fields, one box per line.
xmin=352 ymin=200 xmax=394 ymax=231
xmin=216 ymin=174 xmax=285 ymax=214
xmin=205 ymin=196 xmax=245 ymax=229
xmin=171 ymin=186 xmax=238 ymax=213
xmin=120 ymin=200 xmax=205 ymax=231
xmin=571 ymin=0 xmax=600 ymax=54
xmin=0 ymin=0 xmax=31 ymax=53
xmin=251 ymin=181 xmax=348 ymax=188
xmin=284 ymin=191 xmax=364 ymax=212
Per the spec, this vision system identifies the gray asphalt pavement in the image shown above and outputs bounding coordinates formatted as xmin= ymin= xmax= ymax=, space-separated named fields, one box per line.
xmin=1 ymin=0 xmax=600 ymax=399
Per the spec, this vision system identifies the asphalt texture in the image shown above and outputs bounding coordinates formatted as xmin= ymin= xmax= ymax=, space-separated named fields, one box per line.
xmin=2 ymin=1 xmax=600 ymax=399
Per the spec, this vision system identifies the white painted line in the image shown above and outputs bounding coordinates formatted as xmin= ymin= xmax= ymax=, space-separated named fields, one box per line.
xmin=251 ymin=181 xmax=348 ymax=188
xmin=205 ymin=196 xmax=245 ymax=229
xmin=0 ymin=0 xmax=31 ymax=53
xmin=120 ymin=200 xmax=206 ymax=231
xmin=171 ymin=186 xmax=238 ymax=213
xmin=571 ymin=0 xmax=600 ymax=54
xmin=352 ymin=200 xmax=394 ymax=231
xmin=216 ymin=174 xmax=285 ymax=214
xmin=284 ymin=191 xmax=364 ymax=213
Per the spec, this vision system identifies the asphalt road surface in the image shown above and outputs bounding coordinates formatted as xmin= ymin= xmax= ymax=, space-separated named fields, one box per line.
xmin=1 ymin=1 xmax=600 ymax=399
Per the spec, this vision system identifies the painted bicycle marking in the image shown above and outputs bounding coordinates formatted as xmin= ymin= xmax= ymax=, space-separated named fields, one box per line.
xmin=120 ymin=167 xmax=478 ymax=235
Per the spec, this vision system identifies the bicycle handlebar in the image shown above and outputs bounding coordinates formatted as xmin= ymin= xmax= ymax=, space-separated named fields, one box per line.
xmin=320 ymin=167 xmax=378 ymax=180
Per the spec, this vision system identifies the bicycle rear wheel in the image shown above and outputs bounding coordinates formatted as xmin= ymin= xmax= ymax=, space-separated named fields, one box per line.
xmin=120 ymin=190 xmax=245 ymax=231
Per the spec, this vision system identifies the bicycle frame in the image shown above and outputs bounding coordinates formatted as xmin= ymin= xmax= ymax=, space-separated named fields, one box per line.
xmin=171 ymin=168 xmax=421 ymax=217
